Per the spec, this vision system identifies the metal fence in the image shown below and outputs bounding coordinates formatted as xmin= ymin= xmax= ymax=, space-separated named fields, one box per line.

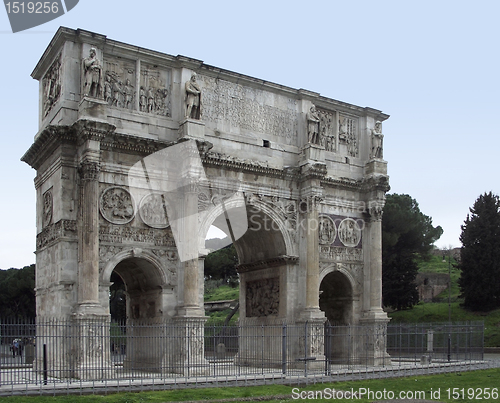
xmin=0 ymin=318 xmax=486 ymax=395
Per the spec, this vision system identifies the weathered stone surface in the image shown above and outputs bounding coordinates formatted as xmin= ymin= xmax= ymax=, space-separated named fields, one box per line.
xmin=23 ymin=27 xmax=391 ymax=376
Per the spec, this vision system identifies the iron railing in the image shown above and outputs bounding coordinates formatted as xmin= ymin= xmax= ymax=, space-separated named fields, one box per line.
xmin=0 ymin=318 xmax=487 ymax=395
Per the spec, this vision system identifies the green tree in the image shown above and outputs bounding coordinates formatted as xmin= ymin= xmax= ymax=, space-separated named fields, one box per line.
xmin=458 ymin=192 xmax=500 ymax=311
xmin=204 ymin=244 xmax=238 ymax=282
xmin=382 ymin=194 xmax=443 ymax=310
xmin=0 ymin=264 xmax=36 ymax=318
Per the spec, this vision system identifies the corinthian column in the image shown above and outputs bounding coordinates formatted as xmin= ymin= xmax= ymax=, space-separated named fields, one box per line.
xmin=300 ymin=195 xmax=325 ymax=320
xmin=367 ymin=204 xmax=385 ymax=315
xmin=77 ymin=160 xmax=101 ymax=308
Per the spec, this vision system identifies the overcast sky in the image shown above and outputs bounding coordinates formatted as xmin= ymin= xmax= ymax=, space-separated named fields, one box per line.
xmin=1 ymin=0 xmax=498 ymax=269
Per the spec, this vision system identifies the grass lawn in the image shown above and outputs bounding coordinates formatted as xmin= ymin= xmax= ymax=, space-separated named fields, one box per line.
xmin=1 ymin=368 xmax=499 ymax=402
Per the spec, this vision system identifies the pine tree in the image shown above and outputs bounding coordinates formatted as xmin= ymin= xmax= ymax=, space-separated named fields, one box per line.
xmin=382 ymin=194 xmax=443 ymax=310
xmin=459 ymin=192 xmax=500 ymax=311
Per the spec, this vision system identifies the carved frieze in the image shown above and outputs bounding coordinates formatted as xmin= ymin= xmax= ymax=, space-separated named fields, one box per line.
xmin=338 ymin=115 xmax=358 ymax=157
xmin=99 ymin=224 xmax=175 ymax=247
xmin=36 ymin=219 xmax=77 ymax=249
xmin=42 ymin=189 xmax=53 ymax=228
xmin=246 ymin=277 xmax=279 ymax=317
xmin=139 ymin=193 xmax=169 ymax=229
xmin=103 ymin=57 xmax=136 ymax=109
xmin=100 ymin=187 xmax=135 ymax=224
xmin=319 ymin=246 xmax=363 ymax=262
xmin=140 ymin=63 xmax=171 ymax=116
xmin=198 ymin=75 xmax=298 ymax=143
xmin=338 ymin=218 xmax=361 ymax=247
xmin=42 ymin=53 xmax=61 ymax=117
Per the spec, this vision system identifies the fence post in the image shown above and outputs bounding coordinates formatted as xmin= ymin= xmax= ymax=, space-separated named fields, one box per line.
xmin=324 ymin=321 xmax=330 ymax=375
xmin=282 ymin=323 xmax=287 ymax=375
xmin=43 ymin=343 xmax=47 ymax=385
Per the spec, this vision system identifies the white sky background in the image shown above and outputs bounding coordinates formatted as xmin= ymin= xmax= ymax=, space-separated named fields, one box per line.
xmin=0 ymin=0 xmax=498 ymax=269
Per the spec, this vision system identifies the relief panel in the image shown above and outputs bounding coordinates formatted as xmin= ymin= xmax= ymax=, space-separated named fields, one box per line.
xmin=338 ymin=114 xmax=359 ymax=157
xmin=103 ymin=57 xmax=136 ymax=109
xmin=140 ymin=63 xmax=171 ymax=116
xmin=246 ymin=277 xmax=280 ymax=317
xmin=42 ymin=53 xmax=61 ymax=117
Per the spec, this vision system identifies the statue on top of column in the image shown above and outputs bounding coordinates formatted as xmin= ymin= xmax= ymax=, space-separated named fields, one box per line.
xmin=307 ymin=105 xmax=321 ymax=145
xmin=185 ymin=72 xmax=201 ymax=119
xmin=82 ymin=48 xmax=103 ymax=99
xmin=371 ymin=121 xmax=384 ymax=159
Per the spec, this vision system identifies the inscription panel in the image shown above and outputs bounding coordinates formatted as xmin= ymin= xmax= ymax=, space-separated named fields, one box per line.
xmin=198 ymin=75 xmax=298 ymax=144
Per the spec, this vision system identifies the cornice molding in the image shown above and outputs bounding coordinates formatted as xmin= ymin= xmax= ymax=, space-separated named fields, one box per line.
xmin=237 ymin=255 xmax=299 ymax=273
xmin=21 ymin=125 xmax=77 ymax=170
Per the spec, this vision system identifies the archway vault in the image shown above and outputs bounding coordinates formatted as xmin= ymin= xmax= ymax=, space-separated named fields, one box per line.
xmin=101 ymin=249 xmax=168 ymax=288
xmin=199 ymin=196 xmax=297 ymax=261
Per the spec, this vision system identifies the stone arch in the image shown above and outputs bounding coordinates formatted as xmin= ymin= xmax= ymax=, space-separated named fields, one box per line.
xmin=319 ymin=266 xmax=354 ymax=325
xmin=199 ymin=196 xmax=296 ymax=259
xmin=319 ymin=263 xmax=357 ymax=293
xmin=101 ymin=248 xmax=167 ymax=288
xmin=101 ymin=249 xmax=168 ymax=320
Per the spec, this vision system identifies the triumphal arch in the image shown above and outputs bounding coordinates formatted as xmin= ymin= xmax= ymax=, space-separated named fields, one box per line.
xmin=22 ymin=28 xmax=390 ymax=378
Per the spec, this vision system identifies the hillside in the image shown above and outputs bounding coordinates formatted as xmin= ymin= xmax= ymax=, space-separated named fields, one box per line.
xmin=388 ymin=254 xmax=500 ymax=347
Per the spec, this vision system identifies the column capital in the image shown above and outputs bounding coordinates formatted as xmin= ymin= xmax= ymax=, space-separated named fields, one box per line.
xmin=78 ymin=160 xmax=100 ymax=182
xmin=299 ymin=195 xmax=323 ymax=214
xmin=367 ymin=203 xmax=383 ymax=222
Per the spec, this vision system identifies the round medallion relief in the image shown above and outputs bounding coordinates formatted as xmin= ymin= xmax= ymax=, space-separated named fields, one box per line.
xmin=318 ymin=215 xmax=336 ymax=245
xmin=100 ymin=187 xmax=135 ymax=224
xmin=338 ymin=218 xmax=361 ymax=247
xmin=139 ymin=193 xmax=169 ymax=229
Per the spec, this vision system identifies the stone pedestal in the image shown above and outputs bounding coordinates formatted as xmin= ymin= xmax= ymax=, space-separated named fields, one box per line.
xmin=73 ymin=313 xmax=114 ymax=380
xmin=78 ymin=97 xmax=108 ymax=122
xmin=178 ymin=119 xmax=205 ymax=141
xmin=365 ymin=159 xmax=387 ymax=175
xmin=358 ymin=318 xmax=391 ymax=366
xmin=170 ymin=317 xmax=209 ymax=375
xmin=292 ymin=319 xmax=326 ymax=370
xmin=301 ymin=143 xmax=325 ymax=163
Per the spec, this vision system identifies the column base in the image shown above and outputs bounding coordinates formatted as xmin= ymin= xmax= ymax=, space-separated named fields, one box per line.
xmin=72 ymin=311 xmax=115 ymax=380
xmin=170 ymin=316 xmax=210 ymax=375
xmin=359 ymin=314 xmax=391 ymax=366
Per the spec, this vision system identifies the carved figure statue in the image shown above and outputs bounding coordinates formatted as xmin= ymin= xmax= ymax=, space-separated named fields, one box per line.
xmin=307 ymin=105 xmax=321 ymax=145
xmin=82 ymin=48 xmax=103 ymax=99
xmin=104 ymin=75 xmax=113 ymax=104
xmin=147 ymin=87 xmax=155 ymax=113
xmin=112 ymin=80 xmax=122 ymax=107
xmin=185 ymin=72 xmax=201 ymax=119
xmin=123 ymin=79 xmax=134 ymax=109
xmin=371 ymin=121 xmax=384 ymax=159
xmin=139 ymin=87 xmax=147 ymax=112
